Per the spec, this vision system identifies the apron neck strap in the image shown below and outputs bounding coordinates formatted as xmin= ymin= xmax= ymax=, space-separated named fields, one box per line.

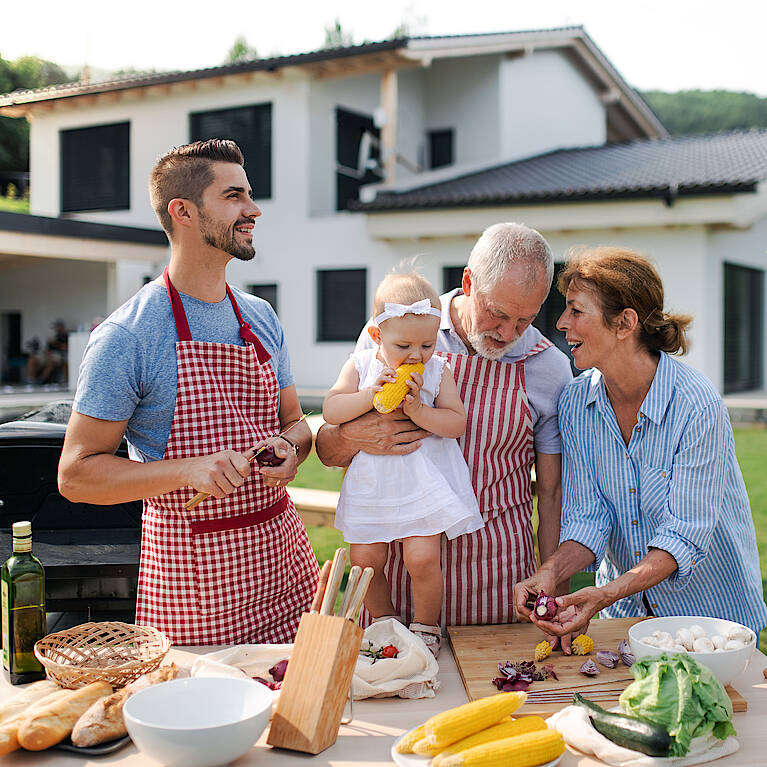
xmin=162 ymin=267 xmax=271 ymax=363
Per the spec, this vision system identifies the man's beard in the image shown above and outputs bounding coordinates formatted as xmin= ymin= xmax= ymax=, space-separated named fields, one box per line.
xmin=466 ymin=329 xmax=518 ymax=361
xmin=199 ymin=211 xmax=255 ymax=261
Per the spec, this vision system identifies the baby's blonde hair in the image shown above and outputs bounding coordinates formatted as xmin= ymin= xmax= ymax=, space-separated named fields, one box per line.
xmin=372 ymin=271 xmax=440 ymax=319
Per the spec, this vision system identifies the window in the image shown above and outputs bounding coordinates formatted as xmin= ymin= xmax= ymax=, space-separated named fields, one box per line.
xmin=443 ymin=266 xmax=464 ymax=293
xmin=428 ymin=129 xmax=454 ymax=169
xmin=317 ymin=269 xmax=366 ymax=342
xmin=247 ymin=284 xmax=278 ymax=315
xmin=533 ymin=263 xmax=576 ymax=373
xmin=60 ymin=122 xmax=129 ymax=212
xmin=190 ymin=104 xmax=272 ymax=199
xmin=724 ymin=263 xmax=764 ymax=393
xmin=336 ymin=108 xmax=381 ymax=211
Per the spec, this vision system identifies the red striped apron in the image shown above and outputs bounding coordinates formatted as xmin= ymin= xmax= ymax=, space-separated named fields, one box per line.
xmin=135 ymin=268 xmax=319 ymax=645
xmin=382 ymin=340 xmax=552 ymax=626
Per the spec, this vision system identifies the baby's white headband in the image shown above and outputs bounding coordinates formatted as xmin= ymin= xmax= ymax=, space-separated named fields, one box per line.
xmin=374 ymin=299 xmax=442 ymax=326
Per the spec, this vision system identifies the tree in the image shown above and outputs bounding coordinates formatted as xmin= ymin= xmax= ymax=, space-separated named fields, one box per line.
xmin=0 ymin=54 xmax=74 ymax=172
xmin=226 ymin=36 xmax=258 ymax=64
xmin=641 ymin=89 xmax=767 ymax=136
xmin=323 ymin=19 xmax=354 ymax=49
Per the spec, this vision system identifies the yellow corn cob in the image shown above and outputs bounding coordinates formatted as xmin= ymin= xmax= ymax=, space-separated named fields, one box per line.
xmin=572 ymin=634 xmax=594 ymax=655
xmin=431 ymin=716 xmax=547 ymax=767
xmin=372 ymin=362 xmax=425 ymax=413
xmin=412 ymin=737 xmax=441 ymax=756
xmin=439 ymin=728 xmax=565 ymax=767
xmin=534 ymin=640 xmax=553 ymax=662
xmin=394 ymin=724 xmax=427 ymax=753
xmin=424 ymin=692 xmax=527 ymax=748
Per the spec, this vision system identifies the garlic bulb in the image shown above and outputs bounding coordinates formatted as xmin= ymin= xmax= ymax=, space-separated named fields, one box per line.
xmin=692 ymin=637 xmax=715 ymax=653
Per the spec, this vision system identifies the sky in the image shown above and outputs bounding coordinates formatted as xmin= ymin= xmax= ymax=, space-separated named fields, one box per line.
xmin=1 ymin=0 xmax=765 ymax=96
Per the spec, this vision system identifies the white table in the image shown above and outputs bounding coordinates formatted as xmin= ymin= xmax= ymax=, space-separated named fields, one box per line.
xmin=1 ymin=643 xmax=765 ymax=766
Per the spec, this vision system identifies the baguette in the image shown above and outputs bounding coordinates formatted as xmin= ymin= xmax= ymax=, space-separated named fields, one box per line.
xmin=72 ymin=664 xmax=179 ymax=747
xmin=17 ymin=681 xmax=112 ymax=751
xmin=0 ymin=679 xmax=60 ymax=725
xmin=0 ymin=688 xmax=70 ymax=756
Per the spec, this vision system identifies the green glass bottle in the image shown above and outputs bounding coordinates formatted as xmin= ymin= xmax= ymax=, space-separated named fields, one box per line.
xmin=2 ymin=521 xmax=46 ymax=684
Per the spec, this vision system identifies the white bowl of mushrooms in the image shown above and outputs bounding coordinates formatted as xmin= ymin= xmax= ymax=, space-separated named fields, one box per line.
xmin=628 ymin=616 xmax=756 ymax=686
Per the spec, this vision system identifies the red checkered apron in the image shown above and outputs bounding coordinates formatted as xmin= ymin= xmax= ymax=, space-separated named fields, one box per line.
xmin=381 ymin=340 xmax=553 ymax=626
xmin=135 ymin=268 xmax=319 ymax=645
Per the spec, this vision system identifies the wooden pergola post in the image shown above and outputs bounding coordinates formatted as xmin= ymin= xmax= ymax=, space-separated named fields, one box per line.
xmin=380 ymin=69 xmax=398 ymax=186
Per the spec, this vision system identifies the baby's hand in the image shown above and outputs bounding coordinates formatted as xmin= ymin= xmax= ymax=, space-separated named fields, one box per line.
xmin=367 ymin=367 xmax=397 ymax=404
xmin=402 ymin=371 xmax=424 ymax=418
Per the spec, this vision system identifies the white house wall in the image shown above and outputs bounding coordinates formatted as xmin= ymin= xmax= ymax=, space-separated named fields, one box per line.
xmin=499 ymin=49 xmax=607 ymax=161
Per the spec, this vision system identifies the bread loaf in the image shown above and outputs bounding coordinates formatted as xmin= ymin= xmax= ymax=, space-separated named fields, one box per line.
xmin=0 ymin=679 xmax=60 ymax=725
xmin=0 ymin=688 xmax=69 ymax=756
xmin=17 ymin=681 xmax=112 ymax=751
xmin=71 ymin=664 xmax=178 ymax=747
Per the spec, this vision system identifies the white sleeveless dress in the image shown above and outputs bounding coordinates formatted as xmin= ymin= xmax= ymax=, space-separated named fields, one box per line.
xmin=334 ymin=349 xmax=484 ymax=544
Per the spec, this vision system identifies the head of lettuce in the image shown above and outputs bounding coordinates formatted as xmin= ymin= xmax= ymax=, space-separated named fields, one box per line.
xmin=619 ymin=652 xmax=736 ymax=757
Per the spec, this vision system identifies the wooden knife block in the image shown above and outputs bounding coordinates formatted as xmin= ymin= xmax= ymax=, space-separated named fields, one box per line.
xmin=267 ymin=612 xmax=364 ymax=754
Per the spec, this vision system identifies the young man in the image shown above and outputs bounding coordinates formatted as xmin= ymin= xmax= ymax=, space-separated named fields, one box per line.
xmin=316 ymin=223 xmax=572 ymax=638
xmin=59 ymin=140 xmax=318 ymax=645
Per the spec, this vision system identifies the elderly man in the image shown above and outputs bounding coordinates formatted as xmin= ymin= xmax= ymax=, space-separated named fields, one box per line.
xmin=316 ymin=222 xmax=572 ymax=627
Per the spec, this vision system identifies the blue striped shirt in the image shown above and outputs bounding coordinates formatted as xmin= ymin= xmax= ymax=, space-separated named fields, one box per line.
xmin=558 ymin=352 xmax=767 ymax=636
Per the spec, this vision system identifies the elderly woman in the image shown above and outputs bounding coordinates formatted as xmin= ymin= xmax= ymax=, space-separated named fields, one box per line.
xmin=514 ymin=246 xmax=767 ymax=642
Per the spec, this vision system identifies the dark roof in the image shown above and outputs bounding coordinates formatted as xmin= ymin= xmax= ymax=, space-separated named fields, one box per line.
xmin=0 ymin=39 xmax=408 ymax=106
xmin=0 ymin=211 xmax=168 ymax=245
xmin=352 ymin=130 xmax=767 ymax=211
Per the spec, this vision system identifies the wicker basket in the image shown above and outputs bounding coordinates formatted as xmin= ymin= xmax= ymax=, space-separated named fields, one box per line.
xmin=34 ymin=621 xmax=171 ymax=689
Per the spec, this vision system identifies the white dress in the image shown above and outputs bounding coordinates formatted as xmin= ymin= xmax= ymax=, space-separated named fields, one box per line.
xmin=335 ymin=349 xmax=484 ymax=544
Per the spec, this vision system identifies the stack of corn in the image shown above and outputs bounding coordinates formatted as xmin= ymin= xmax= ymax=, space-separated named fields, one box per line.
xmin=373 ymin=363 xmax=425 ymax=413
xmin=394 ymin=691 xmax=565 ymax=766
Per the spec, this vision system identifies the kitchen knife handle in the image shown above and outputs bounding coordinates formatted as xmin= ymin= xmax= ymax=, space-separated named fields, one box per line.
xmin=339 ymin=565 xmax=362 ymax=618
xmin=344 ymin=566 xmax=374 ymax=622
xmin=319 ymin=547 xmax=348 ymax=616
xmin=184 ymin=447 xmax=265 ymax=510
xmin=309 ymin=560 xmax=333 ymax=614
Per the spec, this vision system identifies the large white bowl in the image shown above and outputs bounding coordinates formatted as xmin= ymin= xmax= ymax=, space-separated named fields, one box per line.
xmin=628 ymin=616 xmax=756 ymax=687
xmin=123 ymin=677 xmax=272 ymax=767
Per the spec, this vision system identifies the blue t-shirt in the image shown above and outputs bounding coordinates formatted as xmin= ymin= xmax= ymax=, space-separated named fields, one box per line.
xmin=73 ymin=281 xmax=294 ymax=463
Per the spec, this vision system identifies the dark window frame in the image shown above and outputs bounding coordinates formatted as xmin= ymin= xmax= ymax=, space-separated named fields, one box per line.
xmin=60 ymin=122 xmax=130 ymax=213
xmin=428 ymin=128 xmax=454 ymax=169
xmin=247 ymin=283 xmax=278 ymax=315
xmin=189 ymin=103 xmax=272 ymax=200
xmin=442 ymin=266 xmax=465 ymax=293
xmin=335 ymin=107 xmax=381 ymax=212
xmin=723 ymin=262 xmax=764 ymax=393
xmin=316 ymin=268 xmax=367 ymax=342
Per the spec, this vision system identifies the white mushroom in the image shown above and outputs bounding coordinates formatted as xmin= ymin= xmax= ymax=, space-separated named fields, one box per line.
xmin=725 ymin=639 xmax=747 ymax=651
xmin=692 ymin=637 xmax=715 ymax=653
xmin=653 ymin=631 xmax=673 ymax=645
xmin=673 ymin=643 xmax=689 ymax=653
xmin=675 ymin=628 xmax=694 ymax=650
xmin=659 ymin=637 xmax=676 ymax=650
xmin=641 ymin=635 xmax=660 ymax=647
xmin=711 ymin=635 xmax=726 ymax=651
xmin=725 ymin=626 xmax=752 ymax=643
xmin=689 ymin=624 xmax=706 ymax=640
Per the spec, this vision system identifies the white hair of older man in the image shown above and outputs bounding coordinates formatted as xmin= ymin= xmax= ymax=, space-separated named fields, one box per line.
xmin=467 ymin=222 xmax=554 ymax=293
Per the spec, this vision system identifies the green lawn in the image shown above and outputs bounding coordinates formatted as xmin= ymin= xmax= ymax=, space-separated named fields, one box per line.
xmin=0 ymin=197 xmax=29 ymax=213
xmin=302 ymin=426 xmax=767 ymax=652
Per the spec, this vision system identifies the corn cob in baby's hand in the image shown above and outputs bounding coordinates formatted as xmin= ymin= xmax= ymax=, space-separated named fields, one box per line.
xmin=438 ymin=728 xmax=565 ymax=767
xmin=373 ymin=363 xmax=425 ymax=413
xmin=423 ymin=692 xmax=527 ymax=749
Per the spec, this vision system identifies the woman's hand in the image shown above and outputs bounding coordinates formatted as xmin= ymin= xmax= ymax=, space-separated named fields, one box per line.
xmin=532 ymin=586 xmax=604 ymax=638
xmin=253 ymin=436 xmax=299 ymax=488
xmin=402 ymin=371 xmax=424 ymax=419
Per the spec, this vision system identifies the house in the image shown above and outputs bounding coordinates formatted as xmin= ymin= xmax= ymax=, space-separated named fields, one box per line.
xmin=0 ymin=26 xmax=765 ymax=396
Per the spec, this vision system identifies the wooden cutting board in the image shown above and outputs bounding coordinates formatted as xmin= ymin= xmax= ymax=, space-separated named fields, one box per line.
xmin=447 ymin=617 xmax=746 ymax=716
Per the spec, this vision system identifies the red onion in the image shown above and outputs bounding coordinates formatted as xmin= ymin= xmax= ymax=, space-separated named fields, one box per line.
xmin=596 ymin=650 xmax=620 ymax=668
xmin=533 ymin=591 xmax=558 ymax=620
xmin=256 ymin=445 xmax=285 ymax=467
xmin=579 ymin=659 xmax=600 ymax=676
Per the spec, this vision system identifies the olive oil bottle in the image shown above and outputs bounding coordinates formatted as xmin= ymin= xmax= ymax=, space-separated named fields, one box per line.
xmin=1 ymin=521 xmax=46 ymax=684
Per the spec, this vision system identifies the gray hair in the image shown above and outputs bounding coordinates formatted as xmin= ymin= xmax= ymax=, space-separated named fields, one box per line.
xmin=467 ymin=222 xmax=554 ymax=293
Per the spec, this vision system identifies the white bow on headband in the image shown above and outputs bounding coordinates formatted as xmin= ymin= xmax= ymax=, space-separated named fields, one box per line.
xmin=374 ymin=300 xmax=442 ymax=326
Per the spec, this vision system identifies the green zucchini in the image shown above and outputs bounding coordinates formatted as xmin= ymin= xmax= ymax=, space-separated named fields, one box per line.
xmin=573 ymin=693 xmax=672 ymax=757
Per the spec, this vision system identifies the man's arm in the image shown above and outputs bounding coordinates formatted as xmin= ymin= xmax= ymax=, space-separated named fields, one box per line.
xmin=315 ymin=411 xmax=428 ymax=468
xmin=58 ymin=412 xmax=253 ymax=505
xmin=534 ymin=451 xmax=562 ymax=567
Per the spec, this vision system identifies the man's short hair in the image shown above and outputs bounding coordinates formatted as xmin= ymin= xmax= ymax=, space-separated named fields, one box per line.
xmin=467 ymin=222 xmax=554 ymax=293
xmin=149 ymin=139 xmax=244 ymax=235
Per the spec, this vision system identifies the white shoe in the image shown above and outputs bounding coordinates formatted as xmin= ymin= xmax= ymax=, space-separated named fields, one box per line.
xmin=409 ymin=622 xmax=441 ymax=658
